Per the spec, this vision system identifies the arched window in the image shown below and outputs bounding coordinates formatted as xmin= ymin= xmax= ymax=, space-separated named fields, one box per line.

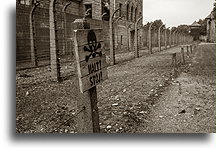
xmin=126 ymin=4 xmax=129 ymax=21
xmin=131 ymin=6 xmax=133 ymax=22
xmin=18 ymin=0 xmax=31 ymax=5
xmin=135 ymin=8 xmax=137 ymax=22
xmin=102 ymin=0 xmax=110 ymax=21
xmin=32 ymin=0 xmax=40 ymax=5
xmin=119 ymin=3 xmax=122 ymax=17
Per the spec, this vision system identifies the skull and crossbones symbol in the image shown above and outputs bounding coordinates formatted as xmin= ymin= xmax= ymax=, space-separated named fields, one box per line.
xmin=84 ymin=30 xmax=102 ymax=62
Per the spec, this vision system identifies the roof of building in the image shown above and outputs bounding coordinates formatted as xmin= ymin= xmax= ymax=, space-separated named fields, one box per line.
xmin=206 ymin=11 xmax=215 ymax=20
xmin=206 ymin=14 xmax=211 ymax=19
xmin=190 ymin=21 xmax=201 ymax=27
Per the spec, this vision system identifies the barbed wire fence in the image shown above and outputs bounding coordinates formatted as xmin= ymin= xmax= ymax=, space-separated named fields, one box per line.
xmin=17 ymin=2 xmax=83 ymax=81
xmin=16 ymin=1 xmax=194 ymax=80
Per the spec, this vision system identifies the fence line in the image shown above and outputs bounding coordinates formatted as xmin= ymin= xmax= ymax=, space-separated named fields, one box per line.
xmin=16 ymin=3 xmax=193 ymax=81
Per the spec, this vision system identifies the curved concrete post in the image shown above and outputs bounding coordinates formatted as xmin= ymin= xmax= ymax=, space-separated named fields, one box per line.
xmin=127 ymin=23 xmax=133 ymax=51
xmin=179 ymin=33 xmax=181 ymax=45
xmin=158 ymin=24 xmax=164 ymax=51
xmin=169 ymin=29 xmax=172 ymax=48
xmin=62 ymin=1 xmax=72 ymax=55
xmin=176 ymin=32 xmax=180 ymax=45
xmin=29 ymin=2 xmax=39 ymax=66
xmin=178 ymin=33 xmax=181 ymax=45
xmin=148 ymin=22 xmax=154 ymax=54
xmin=49 ymin=0 xmax=61 ymax=81
xmin=176 ymin=33 xmax=179 ymax=45
xmin=181 ymin=34 xmax=183 ymax=44
xmin=164 ymin=28 xmax=167 ymax=50
xmin=184 ymin=34 xmax=186 ymax=44
xmin=115 ymin=17 xmax=123 ymax=53
xmin=186 ymin=35 xmax=188 ymax=43
xmin=134 ymin=16 xmax=143 ymax=58
xmin=109 ymin=8 xmax=120 ymax=65
xmin=182 ymin=34 xmax=184 ymax=44
xmin=173 ymin=30 xmax=177 ymax=46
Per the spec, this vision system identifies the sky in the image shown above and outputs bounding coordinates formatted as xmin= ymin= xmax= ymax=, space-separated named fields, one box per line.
xmin=143 ymin=0 xmax=215 ymax=27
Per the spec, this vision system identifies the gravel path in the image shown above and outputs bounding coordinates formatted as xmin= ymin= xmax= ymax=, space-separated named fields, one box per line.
xmin=16 ymin=44 xmax=215 ymax=133
xmin=143 ymin=43 xmax=215 ymax=133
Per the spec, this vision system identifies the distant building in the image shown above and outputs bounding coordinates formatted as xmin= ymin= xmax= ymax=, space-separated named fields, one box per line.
xmin=190 ymin=21 xmax=201 ymax=41
xmin=206 ymin=12 xmax=215 ymax=43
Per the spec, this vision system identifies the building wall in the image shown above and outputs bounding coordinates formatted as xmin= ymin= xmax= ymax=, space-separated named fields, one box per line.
xmin=16 ymin=4 xmax=32 ymax=62
xmin=82 ymin=0 xmax=102 ymax=20
xmin=210 ymin=19 xmax=215 ymax=42
xmin=16 ymin=0 xmax=143 ymax=65
xmin=206 ymin=12 xmax=215 ymax=43
xmin=112 ymin=0 xmax=143 ymax=53
xmin=16 ymin=0 xmax=109 ymax=64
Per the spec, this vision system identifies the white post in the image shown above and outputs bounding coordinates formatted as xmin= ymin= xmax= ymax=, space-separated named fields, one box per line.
xmin=148 ymin=22 xmax=154 ymax=54
xmin=134 ymin=16 xmax=143 ymax=58
xmin=49 ymin=0 xmax=61 ymax=81
xmin=29 ymin=2 xmax=39 ymax=66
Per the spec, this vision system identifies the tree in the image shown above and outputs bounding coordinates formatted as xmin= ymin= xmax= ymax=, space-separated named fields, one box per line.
xmin=176 ymin=25 xmax=190 ymax=34
xmin=152 ymin=19 xmax=163 ymax=30
xmin=171 ymin=27 xmax=177 ymax=31
xmin=213 ymin=1 xmax=216 ymax=18
xmin=198 ymin=19 xmax=207 ymax=35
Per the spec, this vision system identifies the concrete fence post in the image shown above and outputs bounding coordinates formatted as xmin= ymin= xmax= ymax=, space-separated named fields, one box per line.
xmin=176 ymin=32 xmax=179 ymax=46
xmin=184 ymin=35 xmax=186 ymax=44
xmin=62 ymin=1 xmax=72 ymax=55
xmin=177 ymin=33 xmax=180 ymax=45
xmin=30 ymin=2 xmax=40 ymax=66
xmin=115 ymin=17 xmax=122 ymax=54
xmin=180 ymin=34 xmax=183 ymax=45
xmin=158 ymin=24 xmax=164 ymax=52
xmin=134 ymin=16 xmax=143 ymax=58
xmin=164 ymin=28 xmax=167 ymax=50
xmin=49 ymin=0 xmax=61 ymax=82
xmin=179 ymin=34 xmax=181 ymax=45
xmin=148 ymin=22 xmax=154 ymax=54
xmin=169 ymin=29 xmax=172 ymax=48
xmin=173 ymin=30 xmax=177 ymax=46
xmin=127 ymin=23 xmax=133 ymax=51
xmin=110 ymin=8 xmax=120 ymax=66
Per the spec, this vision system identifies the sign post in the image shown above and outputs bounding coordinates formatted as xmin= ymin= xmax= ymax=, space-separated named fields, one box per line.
xmin=181 ymin=47 xmax=185 ymax=65
xmin=190 ymin=45 xmax=193 ymax=53
xmin=73 ymin=26 xmax=108 ymax=133
xmin=187 ymin=45 xmax=190 ymax=57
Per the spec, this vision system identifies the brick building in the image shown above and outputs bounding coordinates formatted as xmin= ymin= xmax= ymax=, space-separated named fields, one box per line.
xmin=16 ymin=0 xmax=143 ymax=65
xmin=111 ymin=0 xmax=143 ymax=53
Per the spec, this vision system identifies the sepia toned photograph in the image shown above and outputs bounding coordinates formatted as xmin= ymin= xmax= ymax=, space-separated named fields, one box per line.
xmin=16 ymin=0 xmax=215 ymax=133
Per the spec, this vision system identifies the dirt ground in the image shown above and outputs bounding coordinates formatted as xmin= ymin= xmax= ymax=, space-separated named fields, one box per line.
xmin=16 ymin=43 xmax=215 ymax=133
xmin=143 ymin=43 xmax=215 ymax=133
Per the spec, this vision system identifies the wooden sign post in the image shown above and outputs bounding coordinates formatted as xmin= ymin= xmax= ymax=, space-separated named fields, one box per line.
xmin=181 ymin=47 xmax=185 ymax=65
xmin=74 ymin=29 xmax=108 ymax=93
xmin=73 ymin=27 xmax=108 ymax=133
xmin=186 ymin=45 xmax=190 ymax=57
xmin=190 ymin=45 xmax=193 ymax=53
